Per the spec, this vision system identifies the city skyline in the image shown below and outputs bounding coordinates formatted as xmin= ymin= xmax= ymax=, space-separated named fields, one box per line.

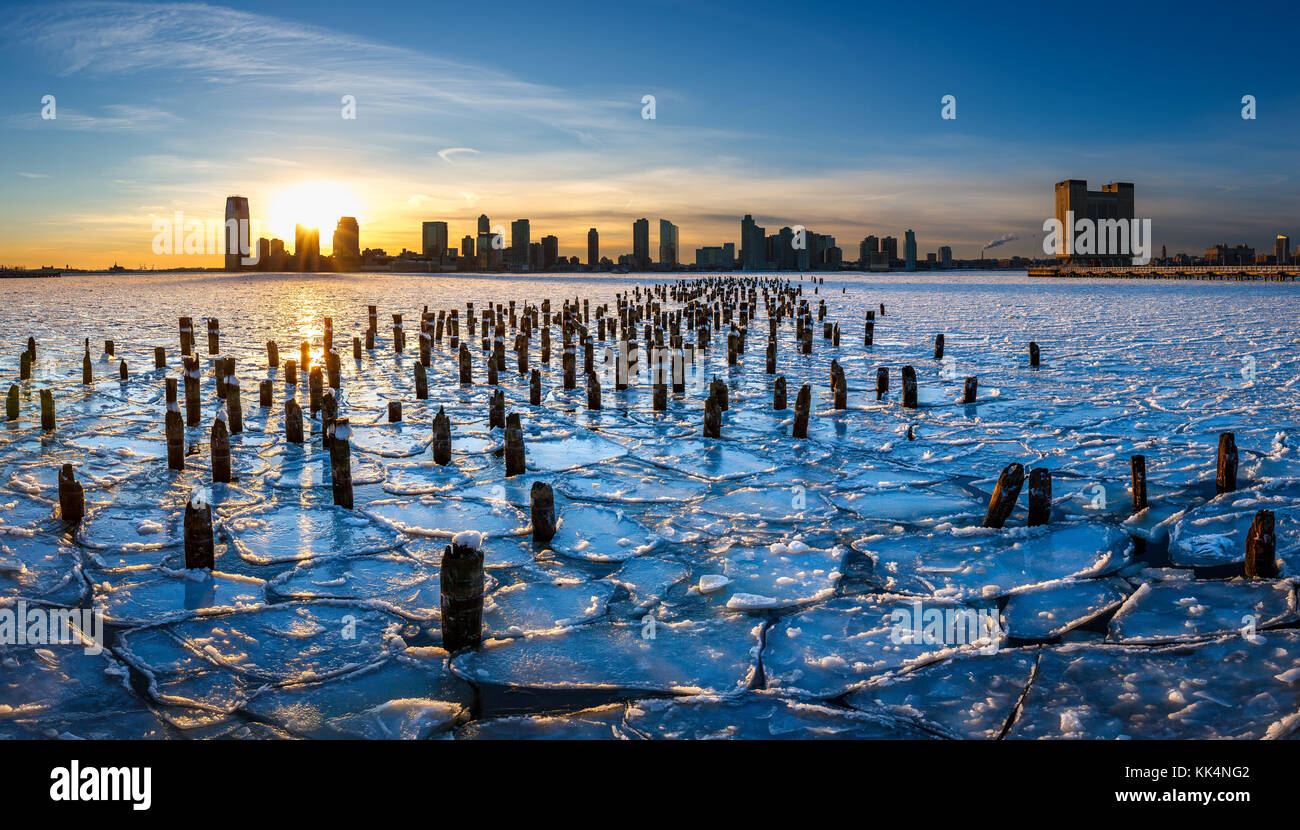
xmin=3 ymin=0 xmax=1300 ymax=268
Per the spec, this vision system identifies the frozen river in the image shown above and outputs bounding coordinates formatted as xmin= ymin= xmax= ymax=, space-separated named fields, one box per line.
xmin=1 ymin=270 xmax=1299 ymax=739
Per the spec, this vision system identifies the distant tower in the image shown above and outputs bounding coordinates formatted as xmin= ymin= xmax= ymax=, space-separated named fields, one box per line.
xmin=477 ymin=214 xmax=490 ymax=235
xmin=510 ymin=219 xmax=531 ymax=270
xmin=587 ymin=228 xmax=599 ymax=269
xmin=333 ymin=217 xmax=360 ymax=270
xmin=422 ymin=221 xmax=449 ymax=258
xmin=462 ymin=235 xmax=475 ymax=262
xmin=224 ymin=196 xmax=250 ymax=271
xmin=1275 ymin=235 xmax=1290 ymax=266
xmin=904 ymin=230 xmax=917 ymax=271
xmin=658 ymin=219 xmax=679 ymax=269
xmin=632 ymin=218 xmax=650 ymax=271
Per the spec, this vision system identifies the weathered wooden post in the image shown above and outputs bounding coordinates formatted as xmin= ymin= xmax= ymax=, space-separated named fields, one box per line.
xmin=982 ymin=463 xmax=1024 ymax=529
xmin=415 ymin=363 xmax=428 ymax=399
xmin=419 ymin=331 xmax=431 ymax=367
xmin=830 ymin=360 xmax=846 ymax=409
xmin=393 ymin=315 xmax=405 ymax=353
xmin=211 ymin=413 xmax=231 ymax=483
xmin=299 ymin=340 xmax=311 ymax=374
xmin=284 ymin=358 xmax=297 ymax=386
xmin=876 ymin=366 xmax=889 ymax=400
xmin=323 ymin=317 xmax=333 ymax=353
xmin=321 ymin=391 xmax=337 ymax=449
xmin=388 ymin=400 xmax=402 ymax=423
xmin=934 ymin=333 xmax=944 ymax=361
xmin=183 ymin=357 xmax=201 ymax=426
xmin=104 ymin=340 xmax=113 ymax=357
xmin=57 ymin=464 xmax=84 ymax=525
xmin=432 ymin=406 xmax=452 ymax=465
xmin=792 ymin=383 xmax=811 ymax=438
xmin=165 ymin=378 xmax=184 ymax=471
xmin=178 ymin=318 xmax=193 ymax=356
xmin=328 ymin=418 xmax=354 ymax=509
xmin=82 ymin=347 xmax=92 ymax=385
xmin=352 ymin=337 xmax=362 ymax=361
xmin=1216 ymin=432 xmax=1237 ymax=494
xmin=962 ymin=376 xmax=978 ymax=404
xmin=1029 ymin=341 xmax=1040 ymax=367
xmin=19 ymin=351 xmax=30 ymax=380
xmin=531 ymin=481 xmax=557 ymax=545
xmin=183 ymin=490 xmax=215 ymax=570
xmin=368 ymin=305 xmax=378 ymax=338
xmin=309 ymin=366 xmax=323 ymax=416
xmin=587 ymin=371 xmax=601 ymax=410
xmin=39 ymin=389 xmax=54 ymax=431
xmin=226 ymin=376 xmax=242 ymax=435
xmin=504 ymin=412 xmax=526 ymax=476
xmin=458 ymin=343 xmax=473 ymax=384
xmin=285 ymin=398 xmax=304 ymax=443
xmin=901 ymin=366 xmax=917 ymax=408
xmin=654 ymin=379 xmax=667 ymax=411
xmin=259 ymin=379 xmax=272 ymax=407
xmin=709 ymin=376 xmax=728 ymax=411
xmin=267 ymin=340 xmax=279 ymax=368
xmin=489 ymin=389 xmax=505 ymax=430
xmin=154 ymin=347 xmax=166 ymax=369
xmin=530 ymin=369 xmax=541 ymax=405
xmin=703 ymin=389 xmax=722 ymax=438
xmin=1130 ymin=455 xmax=1148 ymax=513
xmin=1027 ymin=468 xmax=1051 ymax=526
xmin=774 ymin=375 xmax=787 ymax=410
xmin=326 ymin=351 xmax=340 ymax=390
xmin=440 ymin=535 xmax=484 ymax=652
xmin=1245 ymin=510 xmax=1278 ymax=578
xmin=207 ymin=319 xmax=220 ymax=355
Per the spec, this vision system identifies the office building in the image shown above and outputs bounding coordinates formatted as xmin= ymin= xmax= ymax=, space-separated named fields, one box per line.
xmin=904 ymin=230 xmax=917 ymax=271
xmin=333 ymin=217 xmax=360 ymax=270
xmin=633 ymin=218 xmax=650 ymax=271
xmin=422 ymin=221 xmax=448 ymax=258
xmin=1276 ymin=235 xmax=1290 ymax=266
xmin=510 ymin=219 xmax=531 ymax=270
xmin=542 ymin=235 xmax=559 ymax=270
xmin=659 ymin=219 xmax=679 ymax=269
xmin=741 ymin=214 xmax=767 ymax=270
xmin=224 ymin=196 xmax=250 ymax=271
xmin=1053 ymin=180 xmax=1135 ymax=264
xmin=587 ymin=228 xmax=599 ymax=269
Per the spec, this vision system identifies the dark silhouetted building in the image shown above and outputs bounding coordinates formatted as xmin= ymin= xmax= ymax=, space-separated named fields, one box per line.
xmin=333 ymin=217 xmax=360 ymax=270
xmin=633 ymin=218 xmax=650 ymax=271
xmin=422 ymin=221 xmax=448 ymax=258
xmin=1053 ymin=179 xmax=1135 ymax=264
xmin=511 ymin=219 xmax=530 ymax=270
xmin=659 ymin=219 xmax=679 ymax=269
xmin=224 ymin=196 xmax=250 ymax=271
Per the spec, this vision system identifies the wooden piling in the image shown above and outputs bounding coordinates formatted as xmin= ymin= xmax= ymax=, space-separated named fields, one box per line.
xmin=267 ymin=340 xmax=279 ymax=368
xmin=415 ymin=363 xmax=428 ymax=399
xmin=19 ymin=351 xmax=30 ymax=381
xmin=703 ymin=389 xmax=722 ymax=438
xmin=1029 ymin=341 xmax=1040 ymax=368
xmin=40 ymin=389 xmax=54 ymax=431
xmin=285 ymin=398 xmax=304 ymax=443
xmin=211 ymin=414 xmax=231 ymax=483
xmin=530 ymin=369 xmax=541 ymax=405
xmin=165 ymin=378 xmax=184 ymax=471
xmin=178 ymin=318 xmax=193 ymax=357
xmin=901 ymin=366 xmax=917 ymax=408
xmin=962 ymin=376 xmax=978 ymax=404
xmin=352 ymin=337 xmax=362 ymax=361
xmin=792 ymin=383 xmax=811 ymax=438
xmin=830 ymin=360 xmax=846 ymax=409
xmin=982 ymin=463 xmax=1024 ymax=529
xmin=1216 ymin=432 xmax=1237 ymax=494
xmin=875 ymin=366 xmax=888 ymax=400
xmin=183 ymin=491 xmax=215 ymax=570
xmin=328 ymin=418 xmax=354 ymax=509
xmin=432 ymin=406 xmax=452 ymax=465
xmin=57 ymin=464 xmax=84 ymax=525
xmin=504 ymin=412 xmax=526 ymax=476
xmin=284 ymin=358 xmax=297 ymax=386
xmin=183 ymin=357 xmax=201 ymax=426
xmin=82 ymin=348 xmax=92 ymax=385
xmin=934 ymin=333 xmax=945 ymax=361
xmin=5 ymin=384 xmax=16 ymax=421
xmin=774 ymin=375 xmax=787 ymax=410
xmin=388 ymin=400 xmax=402 ymax=423
xmin=207 ymin=319 xmax=220 ymax=355
xmin=458 ymin=343 xmax=473 ymax=384
xmin=531 ymin=481 xmax=557 ymax=545
xmin=587 ymin=371 xmax=601 ymax=410
xmin=259 ymin=379 xmax=272 ymax=407
xmin=1027 ymin=468 xmax=1051 ymax=526
xmin=440 ymin=538 xmax=484 ymax=653
xmin=1245 ymin=509 xmax=1278 ymax=578
xmin=1130 ymin=455 xmax=1148 ymax=513
xmin=154 ymin=347 xmax=166 ymax=369
xmin=309 ymin=366 xmax=323 ymax=416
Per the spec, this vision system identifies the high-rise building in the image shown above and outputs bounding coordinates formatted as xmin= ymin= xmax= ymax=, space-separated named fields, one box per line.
xmin=859 ymin=235 xmax=878 ymax=267
xmin=477 ymin=214 xmax=490 ymax=235
xmin=904 ymin=230 xmax=917 ymax=271
xmin=510 ymin=219 xmax=531 ymax=270
xmin=542 ymin=235 xmax=559 ymax=270
xmin=1276 ymin=235 xmax=1290 ymax=266
xmin=741 ymin=214 xmax=767 ymax=270
xmin=422 ymin=221 xmax=448 ymax=258
xmin=939 ymin=246 xmax=953 ymax=268
xmin=295 ymin=224 xmax=320 ymax=272
xmin=461 ymin=235 xmax=475 ymax=262
xmin=333 ymin=217 xmax=360 ymax=270
xmin=658 ymin=219 xmax=679 ymax=269
xmin=633 ymin=218 xmax=650 ymax=271
xmin=224 ymin=196 xmax=250 ymax=271
xmin=881 ymin=236 xmax=898 ymax=266
xmin=587 ymin=228 xmax=599 ymax=268
xmin=1053 ymin=180 xmax=1135 ymax=263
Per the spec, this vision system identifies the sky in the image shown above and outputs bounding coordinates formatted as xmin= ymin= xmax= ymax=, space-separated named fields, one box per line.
xmin=2 ymin=0 xmax=1299 ymax=268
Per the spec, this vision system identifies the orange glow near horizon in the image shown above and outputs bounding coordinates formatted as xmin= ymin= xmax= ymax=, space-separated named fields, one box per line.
xmin=266 ymin=181 xmax=360 ymax=247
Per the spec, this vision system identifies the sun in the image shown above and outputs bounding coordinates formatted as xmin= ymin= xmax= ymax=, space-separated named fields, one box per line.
xmin=267 ymin=181 xmax=358 ymax=247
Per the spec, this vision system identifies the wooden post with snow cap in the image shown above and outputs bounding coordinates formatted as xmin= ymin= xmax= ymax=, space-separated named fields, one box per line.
xmin=321 ymin=391 xmax=338 ymax=449
xmin=388 ymin=400 xmax=402 ymax=423
xmin=154 ymin=347 xmax=166 ymax=369
xmin=489 ymin=389 xmax=504 ymax=429
xmin=1216 ymin=432 xmax=1237 ymax=494
xmin=530 ymin=369 xmax=541 ymax=405
xmin=393 ymin=315 xmax=405 ymax=353
xmin=40 ymin=389 xmax=54 ymax=431
xmin=440 ymin=532 xmax=485 ymax=653
xmin=183 ymin=490 xmax=214 ymax=570
xmin=531 ymin=481 xmax=557 ymax=545
xmin=225 ymin=371 xmax=242 ymax=434
xmin=1029 ymin=341 xmax=1040 ymax=368
xmin=211 ymin=412 xmax=231 ymax=483
xmin=419 ymin=331 xmax=431 ymax=367
xmin=504 ymin=412 xmax=526 ymax=476
xmin=982 ymin=463 xmax=1025 ymax=529
xmin=962 ymin=376 xmax=978 ymax=404
xmin=709 ymin=376 xmax=728 ymax=411
xmin=183 ymin=357 xmax=201 ymax=426
xmin=1027 ymin=468 xmax=1051 ymax=526
xmin=368 ymin=305 xmax=377 ymax=338
xmin=1130 ymin=455 xmax=1148 ymax=513
xmin=1245 ymin=510 xmax=1278 ymax=578
xmin=57 ymin=464 xmax=84 ymax=525
xmin=207 ymin=319 xmax=220 ymax=355
xmin=165 ymin=377 xmax=184 ymax=471
xmin=415 ymin=363 xmax=428 ymax=399
xmin=432 ymin=406 xmax=452 ymax=465
xmin=703 ymin=388 xmax=722 ymax=438
xmin=587 ymin=371 xmax=601 ymax=410
xmin=178 ymin=318 xmax=193 ymax=356
xmin=285 ymin=398 xmax=304 ymax=443
xmin=458 ymin=343 xmax=473 ymax=384
xmin=5 ymin=384 xmax=16 ymax=421
xmin=267 ymin=340 xmax=279 ymax=368
xmin=830 ymin=360 xmax=846 ymax=409
xmin=774 ymin=376 xmax=787 ymax=410
xmin=328 ymin=417 xmax=354 ymax=510
xmin=901 ymin=365 xmax=917 ymax=408
xmin=792 ymin=383 xmax=811 ymax=438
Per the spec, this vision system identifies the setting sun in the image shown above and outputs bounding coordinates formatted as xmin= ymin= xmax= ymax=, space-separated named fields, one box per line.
xmin=267 ymin=181 xmax=359 ymax=248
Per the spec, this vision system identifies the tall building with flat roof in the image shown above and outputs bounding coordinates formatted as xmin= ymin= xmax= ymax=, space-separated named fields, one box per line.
xmin=587 ymin=228 xmax=599 ymax=268
xmin=741 ymin=214 xmax=766 ymax=270
xmin=295 ymin=224 xmax=320 ymax=272
xmin=334 ymin=217 xmax=360 ymax=270
xmin=422 ymin=221 xmax=448 ymax=258
xmin=633 ymin=218 xmax=650 ymax=271
xmin=224 ymin=196 xmax=250 ymax=271
xmin=461 ymin=235 xmax=475 ymax=262
xmin=1053 ymin=180 xmax=1135 ymax=264
xmin=1276 ymin=235 xmax=1290 ymax=266
xmin=659 ymin=219 xmax=679 ymax=269
xmin=904 ymin=229 xmax=917 ymax=271
xmin=542 ymin=235 xmax=559 ymax=270
xmin=881 ymin=236 xmax=898 ymax=266
xmin=510 ymin=219 xmax=530 ymax=270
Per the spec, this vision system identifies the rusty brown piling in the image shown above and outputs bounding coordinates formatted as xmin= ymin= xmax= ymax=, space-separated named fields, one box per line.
xmin=982 ymin=463 xmax=1025 ymax=529
xmin=792 ymin=383 xmax=811 ymax=438
xmin=432 ymin=406 xmax=452 ymax=465
xmin=57 ymin=464 xmax=84 ymax=525
xmin=440 ymin=538 xmax=484 ymax=653
xmin=531 ymin=481 xmax=557 ymax=545
xmin=1216 ymin=432 xmax=1237 ymax=494
xmin=1245 ymin=510 xmax=1278 ymax=578
xmin=183 ymin=491 xmax=215 ymax=570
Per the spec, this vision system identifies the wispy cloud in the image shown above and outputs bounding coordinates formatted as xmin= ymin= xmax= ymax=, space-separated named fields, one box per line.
xmin=438 ymin=147 xmax=481 ymax=164
xmin=18 ymin=172 xmax=50 ymax=179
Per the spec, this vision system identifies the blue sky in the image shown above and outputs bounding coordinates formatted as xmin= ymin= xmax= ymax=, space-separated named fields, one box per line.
xmin=2 ymin=0 xmax=1298 ymax=267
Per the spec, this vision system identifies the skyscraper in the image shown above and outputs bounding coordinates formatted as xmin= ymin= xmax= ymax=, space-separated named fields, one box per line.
xmin=659 ymin=219 xmax=679 ymax=269
xmin=224 ymin=196 xmax=250 ymax=271
xmin=904 ymin=230 xmax=917 ymax=271
xmin=511 ymin=219 xmax=531 ymax=270
xmin=295 ymin=224 xmax=320 ymax=272
xmin=859 ymin=236 xmax=878 ymax=267
xmin=587 ymin=228 xmax=599 ymax=269
xmin=881 ymin=236 xmax=898 ymax=266
xmin=477 ymin=214 xmax=490 ymax=235
xmin=633 ymin=218 xmax=650 ymax=271
xmin=939 ymin=246 xmax=953 ymax=268
xmin=1053 ymin=180 xmax=1135 ymax=263
xmin=461 ymin=235 xmax=475 ymax=262
xmin=542 ymin=235 xmax=559 ymax=270
xmin=741 ymin=214 xmax=766 ymax=270
xmin=333 ymin=217 xmax=360 ymax=270
xmin=422 ymin=221 xmax=448 ymax=258
xmin=1276 ymin=235 xmax=1290 ymax=265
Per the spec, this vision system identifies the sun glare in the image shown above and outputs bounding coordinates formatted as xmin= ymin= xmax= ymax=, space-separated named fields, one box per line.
xmin=267 ymin=181 xmax=358 ymax=246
